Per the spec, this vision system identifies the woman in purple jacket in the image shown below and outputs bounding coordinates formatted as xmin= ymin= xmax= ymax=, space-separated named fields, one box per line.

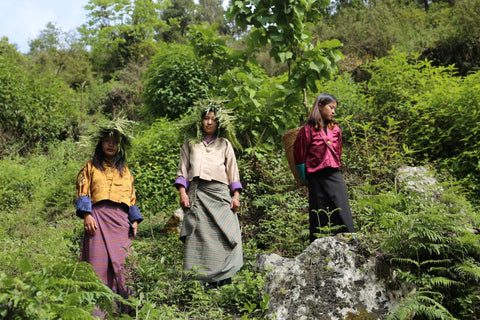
xmin=294 ymin=93 xmax=355 ymax=243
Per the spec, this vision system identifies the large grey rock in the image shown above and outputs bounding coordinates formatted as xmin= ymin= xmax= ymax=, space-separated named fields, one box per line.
xmin=256 ymin=235 xmax=407 ymax=320
xmin=396 ymin=165 xmax=443 ymax=198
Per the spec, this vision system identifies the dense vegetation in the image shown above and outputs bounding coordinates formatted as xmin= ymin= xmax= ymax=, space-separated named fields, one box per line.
xmin=1 ymin=0 xmax=480 ymax=319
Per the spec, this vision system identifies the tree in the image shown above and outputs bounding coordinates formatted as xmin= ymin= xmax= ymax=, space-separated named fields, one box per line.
xmin=28 ymin=23 xmax=93 ymax=89
xmin=80 ymin=0 xmax=166 ymax=79
xmin=227 ymin=0 xmax=343 ymax=115
xmin=160 ymin=0 xmax=195 ymax=42
xmin=28 ymin=22 xmax=62 ymax=53
xmin=196 ymin=0 xmax=227 ymax=34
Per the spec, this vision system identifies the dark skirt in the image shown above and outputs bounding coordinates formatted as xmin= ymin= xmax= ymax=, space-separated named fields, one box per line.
xmin=180 ymin=179 xmax=243 ymax=282
xmin=307 ymin=168 xmax=355 ymax=242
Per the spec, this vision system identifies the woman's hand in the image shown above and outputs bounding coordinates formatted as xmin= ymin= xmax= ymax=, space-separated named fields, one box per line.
xmin=179 ymin=187 xmax=190 ymax=209
xmin=131 ymin=221 xmax=138 ymax=237
xmin=231 ymin=192 xmax=240 ymax=212
xmin=84 ymin=213 xmax=97 ymax=235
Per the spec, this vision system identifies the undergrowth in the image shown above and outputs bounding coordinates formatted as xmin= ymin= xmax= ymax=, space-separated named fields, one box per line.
xmin=1 ymin=107 xmax=480 ymax=319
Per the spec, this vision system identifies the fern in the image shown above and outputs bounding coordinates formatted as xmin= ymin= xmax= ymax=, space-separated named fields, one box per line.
xmin=387 ymin=290 xmax=456 ymax=320
xmin=0 ymin=260 xmax=128 ymax=319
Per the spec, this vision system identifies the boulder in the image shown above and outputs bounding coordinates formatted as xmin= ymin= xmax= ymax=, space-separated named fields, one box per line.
xmin=162 ymin=208 xmax=184 ymax=233
xmin=255 ymin=235 xmax=408 ymax=320
xmin=396 ymin=165 xmax=443 ymax=198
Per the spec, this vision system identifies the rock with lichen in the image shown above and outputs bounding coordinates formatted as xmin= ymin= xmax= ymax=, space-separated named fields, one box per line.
xmin=255 ymin=235 xmax=409 ymax=320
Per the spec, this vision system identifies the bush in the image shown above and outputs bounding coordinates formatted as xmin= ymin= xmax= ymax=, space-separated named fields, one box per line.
xmin=142 ymin=43 xmax=213 ymax=120
xmin=131 ymin=118 xmax=183 ymax=218
xmin=0 ymin=48 xmax=79 ymax=155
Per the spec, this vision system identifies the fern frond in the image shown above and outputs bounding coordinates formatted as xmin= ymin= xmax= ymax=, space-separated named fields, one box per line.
xmin=390 ymin=257 xmax=420 ymax=268
xmin=453 ymin=260 xmax=480 ymax=281
xmin=425 ymin=276 xmax=462 ymax=289
xmin=78 ymin=117 xmax=137 ymax=156
xmin=387 ymin=290 xmax=456 ymax=320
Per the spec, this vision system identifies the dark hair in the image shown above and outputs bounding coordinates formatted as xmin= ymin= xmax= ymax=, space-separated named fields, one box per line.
xmin=92 ymin=131 xmax=126 ymax=176
xmin=306 ymin=93 xmax=338 ymax=131
xmin=201 ymin=108 xmax=219 ymax=133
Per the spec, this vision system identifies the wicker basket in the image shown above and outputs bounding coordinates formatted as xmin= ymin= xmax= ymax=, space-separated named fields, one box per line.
xmin=282 ymin=127 xmax=307 ymax=186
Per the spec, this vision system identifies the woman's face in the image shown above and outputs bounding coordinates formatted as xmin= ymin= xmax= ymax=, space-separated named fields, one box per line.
xmin=320 ymin=101 xmax=337 ymax=123
xmin=202 ymin=111 xmax=218 ymax=137
xmin=102 ymin=135 xmax=119 ymax=159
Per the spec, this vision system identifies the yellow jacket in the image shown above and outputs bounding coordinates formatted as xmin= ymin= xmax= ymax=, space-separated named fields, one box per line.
xmin=76 ymin=161 xmax=142 ymax=222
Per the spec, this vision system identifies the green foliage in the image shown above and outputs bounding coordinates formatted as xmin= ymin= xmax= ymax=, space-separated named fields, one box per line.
xmin=226 ymin=0 xmax=343 ymax=110
xmin=131 ymin=118 xmax=183 ymax=217
xmin=317 ymin=0 xmax=436 ymax=58
xmin=28 ymin=22 xmax=93 ymax=89
xmin=421 ymin=0 xmax=480 ymax=76
xmin=160 ymin=0 xmax=196 ymax=43
xmin=227 ymin=0 xmax=330 ymax=64
xmin=217 ymin=269 xmax=267 ymax=316
xmin=189 ymin=22 xmax=245 ymax=78
xmin=239 ymin=152 xmax=310 ymax=257
xmin=387 ymin=291 xmax=455 ymax=320
xmin=377 ymin=188 xmax=480 ymax=319
xmin=362 ymin=50 xmax=480 ymax=200
xmin=252 ymin=189 xmax=309 ymax=256
xmin=142 ymin=43 xmax=213 ymax=119
xmin=365 ymin=50 xmax=457 ymax=125
xmin=0 ymin=140 xmax=84 ymax=275
xmin=218 ymin=65 xmax=301 ymax=154
xmin=406 ymin=71 xmax=480 ymax=200
xmin=0 ymin=48 xmax=79 ymax=155
xmin=81 ymin=61 xmax=149 ymax=119
xmin=80 ymin=0 xmax=164 ymax=78
xmin=0 ymin=260 xmax=124 ymax=319
xmin=195 ymin=0 xmax=227 ymax=34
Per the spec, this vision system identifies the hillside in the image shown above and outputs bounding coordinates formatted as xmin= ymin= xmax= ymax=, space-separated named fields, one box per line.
xmin=1 ymin=0 xmax=480 ymax=318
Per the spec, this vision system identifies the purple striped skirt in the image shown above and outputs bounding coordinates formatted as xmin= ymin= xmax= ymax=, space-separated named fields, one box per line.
xmin=80 ymin=201 xmax=132 ymax=302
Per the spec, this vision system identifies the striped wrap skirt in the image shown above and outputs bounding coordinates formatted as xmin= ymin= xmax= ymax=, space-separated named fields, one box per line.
xmin=180 ymin=179 xmax=243 ymax=282
xmin=80 ymin=201 xmax=132 ymax=299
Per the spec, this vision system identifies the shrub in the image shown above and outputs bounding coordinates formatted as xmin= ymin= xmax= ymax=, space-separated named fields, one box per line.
xmin=142 ymin=43 xmax=213 ymax=120
xmin=0 ymin=48 xmax=79 ymax=155
xmin=131 ymin=118 xmax=183 ymax=219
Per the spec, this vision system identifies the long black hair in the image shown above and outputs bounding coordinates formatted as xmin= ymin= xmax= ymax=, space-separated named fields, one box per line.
xmin=91 ymin=131 xmax=127 ymax=176
xmin=306 ymin=93 xmax=338 ymax=131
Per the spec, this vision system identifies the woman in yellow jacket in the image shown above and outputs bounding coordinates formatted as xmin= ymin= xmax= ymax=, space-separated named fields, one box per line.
xmin=76 ymin=120 xmax=143 ymax=318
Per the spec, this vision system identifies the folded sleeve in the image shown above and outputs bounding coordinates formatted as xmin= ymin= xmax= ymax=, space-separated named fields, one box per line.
xmin=76 ymin=196 xmax=92 ymax=218
xmin=293 ymin=126 xmax=309 ymax=180
xmin=128 ymin=169 xmax=143 ymax=223
xmin=76 ymin=162 xmax=93 ymax=218
xmin=174 ymin=141 xmax=191 ymax=190
xmin=129 ymin=205 xmax=143 ymax=223
xmin=224 ymin=140 xmax=243 ymax=194
xmin=295 ymin=163 xmax=306 ymax=181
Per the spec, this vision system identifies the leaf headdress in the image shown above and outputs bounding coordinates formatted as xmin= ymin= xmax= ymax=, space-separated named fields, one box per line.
xmin=79 ymin=117 xmax=136 ymax=157
xmin=179 ymin=98 xmax=241 ymax=150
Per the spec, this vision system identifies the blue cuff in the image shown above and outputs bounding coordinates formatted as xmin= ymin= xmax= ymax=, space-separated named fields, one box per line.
xmin=129 ymin=205 xmax=143 ymax=223
xmin=174 ymin=177 xmax=189 ymax=190
xmin=76 ymin=196 xmax=92 ymax=218
xmin=295 ymin=164 xmax=306 ymax=181
xmin=229 ymin=181 xmax=243 ymax=194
